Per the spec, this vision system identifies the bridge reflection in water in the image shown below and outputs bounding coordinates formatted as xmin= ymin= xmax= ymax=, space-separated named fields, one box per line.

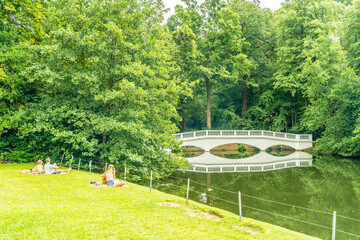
xmin=185 ymin=151 xmax=313 ymax=173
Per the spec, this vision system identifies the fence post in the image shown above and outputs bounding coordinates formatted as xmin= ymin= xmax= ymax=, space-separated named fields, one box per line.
xmin=60 ymin=153 xmax=64 ymax=165
xmin=150 ymin=170 xmax=153 ymax=192
xmin=238 ymin=191 xmax=242 ymax=221
xmin=105 ymin=163 xmax=107 ymax=172
xmin=78 ymin=158 xmax=81 ymax=171
xmin=332 ymin=211 xmax=336 ymax=240
xmin=69 ymin=157 xmax=73 ymax=168
xmin=89 ymin=161 xmax=92 ymax=175
xmin=186 ymin=178 xmax=190 ymax=204
xmin=124 ymin=166 xmax=127 ymax=182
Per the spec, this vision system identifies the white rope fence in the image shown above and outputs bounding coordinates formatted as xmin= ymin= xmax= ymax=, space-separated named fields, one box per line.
xmin=186 ymin=177 xmax=333 ymax=216
xmin=163 ymin=175 xmax=360 ymax=239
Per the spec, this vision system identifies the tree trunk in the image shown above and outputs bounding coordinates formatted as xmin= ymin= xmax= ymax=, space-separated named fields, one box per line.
xmin=180 ymin=117 xmax=186 ymax=133
xmin=206 ymin=77 xmax=211 ymax=129
xmin=101 ymin=134 xmax=106 ymax=164
xmin=242 ymin=75 xmax=248 ymax=120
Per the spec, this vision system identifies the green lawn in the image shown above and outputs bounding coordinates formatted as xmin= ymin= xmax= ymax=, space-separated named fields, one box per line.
xmin=0 ymin=163 xmax=319 ymax=240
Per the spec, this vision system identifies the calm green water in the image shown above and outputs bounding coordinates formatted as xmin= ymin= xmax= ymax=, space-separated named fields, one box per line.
xmin=156 ymin=156 xmax=360 ymax=240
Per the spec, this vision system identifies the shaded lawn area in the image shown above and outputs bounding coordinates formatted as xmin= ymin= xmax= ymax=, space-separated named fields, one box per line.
xmin=0 ymin=163 xmax=319 ymax=240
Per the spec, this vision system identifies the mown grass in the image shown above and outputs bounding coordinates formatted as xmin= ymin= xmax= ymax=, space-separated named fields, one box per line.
xmin=0 ymin=163 xmax=319 ymax=240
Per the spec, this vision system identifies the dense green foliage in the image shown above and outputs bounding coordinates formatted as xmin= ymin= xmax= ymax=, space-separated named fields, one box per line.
xmin=167 ymin=0 xmax=360 ymax=156
xmin=1 ymin=0 xmax=360 ymax=171
xmin=0 ymin=0 xmax=188 ymax=176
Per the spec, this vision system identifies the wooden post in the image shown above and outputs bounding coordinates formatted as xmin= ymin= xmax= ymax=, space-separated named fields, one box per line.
xmin=60 ymin=153 xmax=64 ymax=165
xmin=150 ymin=170 xmax=153 ymax=192
xmin=332 ymin=211 xmax=336 ymax=240
xmin=186 ymin=178 xmax=190 ymax=204
xmin=69 ymin=156 xmax=73 ymax=168
xmin=78 ymin=158 xmax=81 ymax=171
xmin=239 ymin=191 xmax=242 ymax=221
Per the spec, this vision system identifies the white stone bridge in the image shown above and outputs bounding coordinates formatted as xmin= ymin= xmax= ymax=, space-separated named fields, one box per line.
xmin=173 ymin=130 xmax=312 ymax=151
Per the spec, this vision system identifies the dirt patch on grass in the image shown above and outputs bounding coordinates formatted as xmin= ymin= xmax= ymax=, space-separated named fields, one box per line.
xmin=157 ymin=202 xmax=184 ymax=208
xmin=198 ymin=210 xmax=222 ymax=221
xmin=233 ymin=225 xmax=262 ymax=234
xmin=157 ymin=202 xmax=222 ymax=221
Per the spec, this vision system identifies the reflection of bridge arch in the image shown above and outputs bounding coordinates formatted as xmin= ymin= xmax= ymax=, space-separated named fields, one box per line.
xmin=185 ymin=152 xmax=313 ymax=173
xmin=173 ymin=130 xmax=312 ymax=151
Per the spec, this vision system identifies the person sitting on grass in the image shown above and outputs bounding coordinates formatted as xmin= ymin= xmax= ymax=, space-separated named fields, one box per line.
xmin=44 ymin=158 xmax=56 ymax=174
xmin=31 ymin=160 xmax=44 ymax=174
xmin=53 ymin=163 xmax=72 ymax=174
xmin=101 ymin=165 xmax=116 ymax=186
xmin=43 ymin=158 xmax=71 ymax=174
xmin=19 ymin=159 xmax=70 ymax=175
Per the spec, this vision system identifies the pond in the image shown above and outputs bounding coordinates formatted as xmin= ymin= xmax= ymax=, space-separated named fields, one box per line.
xmin=155 ymin=154 xmax=360 ymax=240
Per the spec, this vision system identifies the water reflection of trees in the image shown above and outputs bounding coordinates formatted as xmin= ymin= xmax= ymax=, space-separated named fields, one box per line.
xmin=210 ymin=143 xmax=260 ymax=159
xmin=265 ymin=145 xmax=295 ymax=156
xmin=163 ymin=157 xmax=360 ymax=240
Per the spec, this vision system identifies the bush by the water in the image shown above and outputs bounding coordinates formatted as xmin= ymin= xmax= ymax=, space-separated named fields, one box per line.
xmin=237 ymin=144 xmax=247 ymax=154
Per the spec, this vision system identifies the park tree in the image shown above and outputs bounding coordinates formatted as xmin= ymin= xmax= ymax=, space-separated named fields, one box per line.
xmin=169 ymin=0 xmax=251 ymax=130
xmin=227 ymin=0 xmax=274 ymax=121
xmin=277 ymin=0 xmax=360 ymax=156
xmin=274 ymin=0 xmax=343 ymax=132
xmin=167 ymin=2 xmax=204 ymax=132
xmin=207 ymin=5 xmax=252 ymax=122
xmin=0 ymin=0 xmax=48 ymax=161
xmin=344 ymin=0 xmax=360 ymax=73
xmin=171 ymin=25 xmax=200 ymax=132
xmin=312 ymin=69 xmax=360 ymax=156
xmin=1 ymin=0 xmax=189 ymax=175
xmin=0 ymin=0 xmax=46 ymax=42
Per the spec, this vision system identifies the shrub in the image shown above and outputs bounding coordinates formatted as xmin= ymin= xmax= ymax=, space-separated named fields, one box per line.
xmin=237 ymin=144 xmax=247 ymax=154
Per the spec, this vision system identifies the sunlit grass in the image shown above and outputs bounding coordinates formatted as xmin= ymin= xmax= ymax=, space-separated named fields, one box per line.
xmin=0 ymin=163 xmax=319 ymax=240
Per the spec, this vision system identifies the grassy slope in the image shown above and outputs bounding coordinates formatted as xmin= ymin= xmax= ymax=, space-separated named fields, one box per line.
xmin=0 ymin=164 xmax=319 ymax=240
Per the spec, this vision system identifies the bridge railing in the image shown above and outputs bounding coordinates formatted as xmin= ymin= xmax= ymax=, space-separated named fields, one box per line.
xmin=173 ymin=130 xmax=312 ymax=141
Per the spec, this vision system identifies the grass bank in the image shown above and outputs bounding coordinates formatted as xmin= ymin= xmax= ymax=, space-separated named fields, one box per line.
xmin=0 ymin=163 xmax=319 ymax=240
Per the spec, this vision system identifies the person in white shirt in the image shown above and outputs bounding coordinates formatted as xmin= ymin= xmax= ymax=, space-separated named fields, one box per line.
xmin=44 ymin=158 xmax=56 ymax=174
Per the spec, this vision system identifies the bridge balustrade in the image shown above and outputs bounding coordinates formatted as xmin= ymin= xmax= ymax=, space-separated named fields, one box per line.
xmin=195 ymin=131 xmax=206 ymax=137
xmin=263 ymin=131 xmax=273 ymax=136
xmin=236 ymin=131 xmax=248 ymax=135
xmin=174 ymin=130 xmax=312 ymax=141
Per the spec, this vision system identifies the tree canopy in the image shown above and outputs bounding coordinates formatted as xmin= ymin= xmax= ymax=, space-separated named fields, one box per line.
xmin=1 ymin=0 xmax=360 ymax=175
